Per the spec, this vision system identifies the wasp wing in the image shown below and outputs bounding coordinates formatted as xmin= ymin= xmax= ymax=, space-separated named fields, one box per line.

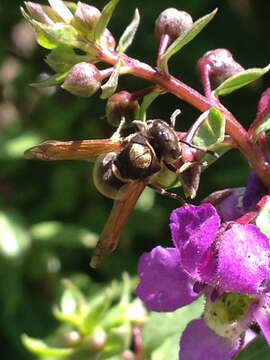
xmin=24 ymin=139 xmax=125 ymax=161
xmin=90 ymin=180 xmax=146 ymax=268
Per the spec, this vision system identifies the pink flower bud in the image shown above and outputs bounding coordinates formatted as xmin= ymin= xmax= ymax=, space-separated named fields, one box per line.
xmin=197 ymin=49 xmax=244 ymax=89
xmin=106 ymin=91 xmax=139 ymax=127
xmin=73 ymin=2 xmax=101 ymax=32
xmin=155 ymin=8 xmax=193 ymax=40
xmin=24 ymin=2 xmax=54 ymax=24
xmin=62 ymin=62 xmax=101 ymax=97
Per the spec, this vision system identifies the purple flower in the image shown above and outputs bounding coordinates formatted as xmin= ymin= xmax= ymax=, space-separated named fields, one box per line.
xmin=136 ymin=203 xmax=270 ymax=359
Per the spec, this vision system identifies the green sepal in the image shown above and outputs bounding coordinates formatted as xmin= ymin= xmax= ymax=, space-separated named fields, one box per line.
xmin=21 ymin=334 xmax=74 ymax=357
xmin=101 ymin=58 xmax=125 ymax=99
xmin=94 ymin=0 xmax=120 ymax=42
xmin=117 ymin=9 xmax=140 ymax=54
xmin=30 ymin=72 xmax=67 ymax=88
xmin=214 ymin=64 xmax=270 ymax=96
xmin=159 ymin=9 xmax=217 ymax=72
xmin=255 ymin=200 xmax=270 ymax=238
xmin=254 ymin=115 xmax=270 ymax=140
xmin=193 ymin=107 xmax=226 ymax=148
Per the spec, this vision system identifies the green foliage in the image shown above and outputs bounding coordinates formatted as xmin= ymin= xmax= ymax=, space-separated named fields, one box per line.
xmin=159 ymin=8 xmax=217 ymax=72
xmin=214 ymin=64 xmax=270 ymax=96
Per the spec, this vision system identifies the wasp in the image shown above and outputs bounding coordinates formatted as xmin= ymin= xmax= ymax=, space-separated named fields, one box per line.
xmin=25 ymin=116 xmax=209 ymax=267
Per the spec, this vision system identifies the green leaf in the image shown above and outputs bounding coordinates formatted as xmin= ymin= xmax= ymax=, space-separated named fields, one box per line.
xmin=236 ymin=335 xmax=270 ymax=360
xmin=193 ymin=107 xmax=226 ymax=148
xmin=30 ymin=221 xmax=98 ymax=248
xmin=101 ymin=58 xmax=124 ymax=99
xmin=255 ymin=200 xmax=270 ymax=238
xmin=32 ymin=20 xmax=82 ymax=49
xmin=152 ymin=333 xmax=180 ymax=360
xmin=159 ymin=9 xmax=217 ymax=72
xmin=22 ymin=334 xmax=74 ymax=357
xmin=30 ymin=72 xmax=67 ymax=88
xmin=0 ymin=210 xmax=30 ymax=258
xmin=199 ymin=140 xmax=232 ymax=167
xmin=143 ymin=297 xmax=204 ymax=355
xmin=104 ymin=323 xmax=132 ymax=357
xmin=45 ymin=47 xmax=92 ymax=73
xmin=1 ymin=131 xmax=42 ymax=159
xmin=254 ymin=115 xmax=270 ymax=140
xmin=82 ymin=293 xmax=111 ymax=333
xmin=214 ymin=64 xmax=270 ymax=96
xmin=137 ymin=89 xmax=162 ymax=120
xmin=94 ymin=0 xmax=120 ymax=42
xmin=117 ymin=9 xmax=140 ymax=53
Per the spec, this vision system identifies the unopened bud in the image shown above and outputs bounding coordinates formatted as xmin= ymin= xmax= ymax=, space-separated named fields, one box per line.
xmin=62 ymin=62 xmax=101 ymax=97
xmin=202 ymin=188 xmax=246 ymax=222
xmin=64 ymin=330 xmax=81 ymax=345
xmin=106 ymin=91 xmax=139 ymax=127
xmin=73 ymin=2 xmax=101 ymax=33
xmin=197 ymin=49 xmax=244 ymax=89
xmin=155 ymin=8 xmax=193 ymax=40
xmin=24 ymin=2 xmax=54 ymax=24
xmin=121 ymin=350 xmax=135 ymax=360
xmin=89 ymin=328 xmax=107 ymax=350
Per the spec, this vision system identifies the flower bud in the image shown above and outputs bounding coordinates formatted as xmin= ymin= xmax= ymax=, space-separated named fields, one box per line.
xmin=24 ymin=2 xmax=54 ymax=24
xmin=197 ymin=49 xmax=244 ymax=89
xmin=73 ymin=2 xmax=101 ymax=33
xmin=64 ymin=330 xmax=81 ymax=345
xmin=106 ymin=91 xmax=139 ymax=127
xmin=89 ymin=328 xmax=107 ymax=350
xmin=201 ymin=188 xmax=246 ymax=222
xmin=62 ymin=62 xmax=101 ymax=97
xmin=101 ymin=28 xmax=116 ymax=51
xmin=155 ymin=8 xmax=193 ymax=40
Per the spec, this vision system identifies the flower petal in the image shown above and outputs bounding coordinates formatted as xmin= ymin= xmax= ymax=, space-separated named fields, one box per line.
xmin=243 ymin=170 xmax=267 ymax=211
xmin=180 ymin=318 xmax=240 ymax=360
xmin=170 ymin=204 xmax=220 ymax=279
xmin=218 ymin=224 xmax=270 ymax=294
xmin=136 ymin=246 xmax=198 ymax=311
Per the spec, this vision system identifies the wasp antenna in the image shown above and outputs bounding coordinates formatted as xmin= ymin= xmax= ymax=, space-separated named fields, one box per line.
xmin=170 ymin=109 xmax=181 ymax=128
xmin=111 ymin=115 xmax=126 ymax=140
xmin=180 ymin=139 xmax=219 ymax=159
xmin=132 ymin=120 xmax=147 ymax=132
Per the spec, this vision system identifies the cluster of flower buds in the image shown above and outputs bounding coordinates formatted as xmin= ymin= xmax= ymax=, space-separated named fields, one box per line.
xmin=22 ymin=0 xmax=118 ymax=97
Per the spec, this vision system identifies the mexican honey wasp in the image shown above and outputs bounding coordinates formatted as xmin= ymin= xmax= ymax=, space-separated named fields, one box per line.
xmin=25 ymin=116 xmax=209 ymax=267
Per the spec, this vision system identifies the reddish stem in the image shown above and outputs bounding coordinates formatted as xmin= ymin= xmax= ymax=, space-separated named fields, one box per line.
xmin=100 ymin=49 xmax=270 ymax=191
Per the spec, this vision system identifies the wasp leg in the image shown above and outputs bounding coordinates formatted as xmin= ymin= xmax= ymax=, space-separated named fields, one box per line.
xmin=148 ymin=184 xmax=187 ymax=205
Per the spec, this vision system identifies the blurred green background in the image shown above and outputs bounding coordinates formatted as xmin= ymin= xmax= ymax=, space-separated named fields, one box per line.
xmin=0 ymin=0 xmax=269 ymax=358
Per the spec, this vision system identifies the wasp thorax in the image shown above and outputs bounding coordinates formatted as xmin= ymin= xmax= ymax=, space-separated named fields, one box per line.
xmin=129 ymin=143 xmax=152 ymax=170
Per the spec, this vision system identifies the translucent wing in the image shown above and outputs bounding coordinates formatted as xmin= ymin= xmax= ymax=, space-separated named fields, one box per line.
xmin=90 ymin=180 xmax=146 ymax=268
xmin=24 ymin=139 xmax=124 ymax=161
